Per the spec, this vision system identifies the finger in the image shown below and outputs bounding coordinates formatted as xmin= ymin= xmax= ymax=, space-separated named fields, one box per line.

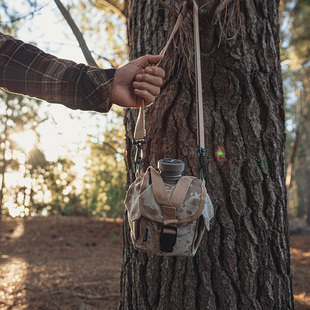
xmin=134 ymin=89 xmax=156 ymax=105
xmin=145 ymin=54 xmax=162 ymax=66
xmin=135 ymin=73 xmax=163 ymax=87
xmin=133 ymin=81 xmax=160 ymax=97
xmin=145 ymin=66 xmax=165 ymax=78
xmin=135 ymin=54 xmax=162 ymax=68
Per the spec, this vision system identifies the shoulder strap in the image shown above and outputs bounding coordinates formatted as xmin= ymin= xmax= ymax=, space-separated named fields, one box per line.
xmin=170 ymin=176 xmax=193 ymax=207
xmin=150 ymin=167 xmax=193 ymax=226
xmin=134 ymin=1 xmax=206 ymax=179
xmin=193 ymin=0 xmax=204 ymax=150
xmin=134 ymin=1 xmax=190 ymax=143
xmin=150 ymin=167 xmax=173 ymax=207
xmin=150 ymin=167 xmax=192 ymax=209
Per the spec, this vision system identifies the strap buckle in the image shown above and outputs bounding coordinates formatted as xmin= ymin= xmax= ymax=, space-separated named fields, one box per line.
xmin=133 ymin=138 xmax=146 ymax=173
xmin=160 ymin=225 xmax=177 ymax=253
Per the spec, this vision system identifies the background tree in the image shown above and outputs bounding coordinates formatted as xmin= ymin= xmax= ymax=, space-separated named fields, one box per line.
xmin=52 ymin=0 xmax=128 ymax=218
xmin=0 ymin=93 xmax=46 ymax=219
xmin=44 ymin=157 xmax=81 ymax=216
xmin=281 ymin=0 xmax=310 ymax=223
xmin=81 ymin=110 xmax=126 ymax=218
xmin=120 ymin=0 xmax=294 ymax=309
xmin=0 ymin=0 xmax=128 ymax=218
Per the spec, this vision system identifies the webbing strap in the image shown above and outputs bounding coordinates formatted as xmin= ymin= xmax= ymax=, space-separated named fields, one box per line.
xmin=150 ymin=167 xmax=192 ymax=225
xmin=134 ymin=1 xmax=206 ymax=178
xmin=193 ymin=1 xmax=205 ymax=150
xmin=134 ymin=98 xmax=145 ymax=140
xmin=193 ymin=0 xmax=207 ymax=180
xmin=134 ymin=1 xmax=190 ymax=142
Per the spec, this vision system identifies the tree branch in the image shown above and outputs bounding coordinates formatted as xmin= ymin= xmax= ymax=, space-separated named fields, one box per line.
xmin=95 ymin=54 xmax=117 ymax=68
xmin=4 ymin=2 xmax=50 ymax=24
xmin=53 ymin=0 xmax=98 ymax=67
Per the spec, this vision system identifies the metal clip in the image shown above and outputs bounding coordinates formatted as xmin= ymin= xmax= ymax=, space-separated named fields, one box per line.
xmin=198 ymin=145 xmax=207 ymax=180
xmin=133 ymin=138 xmax=146 ymax=173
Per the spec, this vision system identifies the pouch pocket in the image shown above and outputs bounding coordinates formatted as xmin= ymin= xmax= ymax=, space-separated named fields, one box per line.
xmin=192 ymin=216 xmax=205 ymax=253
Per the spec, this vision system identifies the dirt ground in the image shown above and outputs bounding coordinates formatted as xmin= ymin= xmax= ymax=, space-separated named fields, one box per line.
xmin=0 ymin=217 xmax=122 ymax=310
xmin=0 ymin=216 xmax=309 ymax=310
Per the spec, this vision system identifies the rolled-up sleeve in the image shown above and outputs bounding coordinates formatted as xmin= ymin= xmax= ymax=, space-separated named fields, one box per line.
xmin=0 ymin=32 xmax=116 ymax=113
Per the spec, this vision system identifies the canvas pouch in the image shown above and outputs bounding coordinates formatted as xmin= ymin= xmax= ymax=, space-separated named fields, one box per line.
xmin=125 ymin=167 xmax=214 ymax=256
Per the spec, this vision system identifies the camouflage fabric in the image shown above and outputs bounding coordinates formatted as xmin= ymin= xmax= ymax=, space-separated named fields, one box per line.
xmin=125 ymin=167 xmax=214 ymax=256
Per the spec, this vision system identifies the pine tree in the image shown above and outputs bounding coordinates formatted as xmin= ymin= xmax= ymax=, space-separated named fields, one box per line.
xmin=120 ymin=1 xmax=294 ymax=308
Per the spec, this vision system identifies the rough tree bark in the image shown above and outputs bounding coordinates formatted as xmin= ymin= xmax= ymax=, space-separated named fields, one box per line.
xmin=120 ymin=0 xmax=294 ymax=309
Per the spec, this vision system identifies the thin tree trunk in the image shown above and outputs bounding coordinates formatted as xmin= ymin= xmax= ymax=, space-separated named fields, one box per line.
xmin=0 ymin=119 xmax=8 ymax=221
xmin=0 ymin=154 xmax=6 ymax=221
xmin=286 ymin=89 xmax=302 ymax=189
xmin=120 ymin=0 xmax=294 ymax=309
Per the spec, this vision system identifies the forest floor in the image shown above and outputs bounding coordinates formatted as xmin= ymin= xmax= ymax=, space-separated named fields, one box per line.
xmin=0 ymin=216 xmax=309 ymax=310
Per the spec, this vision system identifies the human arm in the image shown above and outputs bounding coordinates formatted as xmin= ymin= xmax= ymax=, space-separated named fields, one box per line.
xmin=0 ymin=33 xmax=165 ymax=112
xmin=0 ymin=32 xmax=116 ymax=112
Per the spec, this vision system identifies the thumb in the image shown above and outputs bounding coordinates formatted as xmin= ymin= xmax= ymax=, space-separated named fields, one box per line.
xmin=135 ymin=54 xmax=162 ymax=68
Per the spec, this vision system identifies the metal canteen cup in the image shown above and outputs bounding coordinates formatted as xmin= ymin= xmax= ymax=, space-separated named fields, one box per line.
xmin=157 ymin=158 xmax=185 ymax=185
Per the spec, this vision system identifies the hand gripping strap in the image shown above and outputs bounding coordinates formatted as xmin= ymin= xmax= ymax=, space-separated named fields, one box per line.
xmin=133 ymin=1 xmax=191 ymax=143
xmin=133 ymin=1 xmax=206 ymax=179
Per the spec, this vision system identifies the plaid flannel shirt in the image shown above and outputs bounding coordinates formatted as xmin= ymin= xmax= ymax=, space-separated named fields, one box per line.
xmin=0 ymin=32 xmax=116 ymax=113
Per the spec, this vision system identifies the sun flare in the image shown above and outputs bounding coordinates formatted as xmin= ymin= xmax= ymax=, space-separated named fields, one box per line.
xmin=11 ymin=130 xmax=37 ymax=153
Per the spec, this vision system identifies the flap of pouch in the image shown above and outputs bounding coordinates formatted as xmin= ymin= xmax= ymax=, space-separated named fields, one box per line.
xmin=139 ymin=170 xmax=207 ymax=224
xmin=176 ymin=178 xmax=207 ymax=224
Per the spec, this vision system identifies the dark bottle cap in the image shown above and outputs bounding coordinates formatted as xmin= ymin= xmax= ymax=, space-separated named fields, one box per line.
xmin=158 ymin=158 xmax=185 ymax=185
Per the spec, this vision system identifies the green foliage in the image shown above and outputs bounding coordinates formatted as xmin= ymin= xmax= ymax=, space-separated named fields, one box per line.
xmin=61 ymin=0 xmax=128 ymax=67
xmin=44 ymin=158 xmax=84 ymax=216
xmin=281 ymin=0 xmax=310 ymax=65
xmin=0 ymin=91 xmax=48 ymax=217
xmin=281 ymin=0 xmax=310 ymax=219
xmin=80 ymin=109 xmax=126 ymax=218
xmin=108 ymin=233 xmax=119 ymax=243
xmin=289 ymin=0 xmax=310 ymax=63
xmin=0 ymin=1 xmax=127 ymax=219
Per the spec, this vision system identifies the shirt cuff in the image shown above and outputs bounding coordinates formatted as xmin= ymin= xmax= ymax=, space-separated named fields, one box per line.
xmin=81 ymin=67 xmax=116 ymax=113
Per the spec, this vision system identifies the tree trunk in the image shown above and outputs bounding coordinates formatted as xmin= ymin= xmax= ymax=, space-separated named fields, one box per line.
xmin=0 ymin=119 xmax=8 ymax=221
xmin=120 ymin=1 xmax=294 ymax=309
xmin=0 ymin=154 xmax=6 ymax=220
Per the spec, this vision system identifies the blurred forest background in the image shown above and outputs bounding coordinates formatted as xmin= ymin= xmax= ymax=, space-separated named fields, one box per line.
xmin=0 ymin=0 xmax=309 ymax=224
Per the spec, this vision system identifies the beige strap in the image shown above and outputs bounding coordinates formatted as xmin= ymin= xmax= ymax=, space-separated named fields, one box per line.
xmin=150 ymin=167 xmax=192 ymax=209
xmin=193 ymin=1 xmax=205 ymax=149
xmin=150 ymin=167 xmax=173 ymax=207
xmin=134 ymin=1 xmax=206 ymax=177
xmin=159 ymin=3 xmax=190 ymax=60
xmin=134 ymin=98 xmax=146 ymax=140
xmin=170 ymin=176 xmax=193 ymax=207
xmin=150 ymin=168 xmax=176 ymax=225
xmin=133 ymin=1 xmax=190 ymax=142
xmin=150 ymin=167 xmax=193 ymax=225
